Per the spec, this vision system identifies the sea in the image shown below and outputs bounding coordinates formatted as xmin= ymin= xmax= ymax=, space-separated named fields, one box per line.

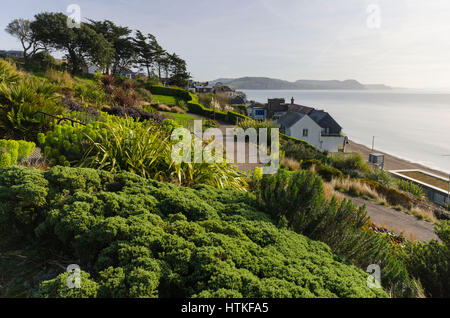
xmin=241 ymin=89 xmax=450 ymax=174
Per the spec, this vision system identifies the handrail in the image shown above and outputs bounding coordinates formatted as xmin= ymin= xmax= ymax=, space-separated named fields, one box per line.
xmin=33 ymin=111 xmax=86 ymax=126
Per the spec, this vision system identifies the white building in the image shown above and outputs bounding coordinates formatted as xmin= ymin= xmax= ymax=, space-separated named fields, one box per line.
xmin=278 ymin=110 xmax=346 ymax=152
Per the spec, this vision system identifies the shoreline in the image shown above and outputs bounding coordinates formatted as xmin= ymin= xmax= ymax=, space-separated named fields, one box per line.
xmin=346 ymin=140 xmax=449 ymax=179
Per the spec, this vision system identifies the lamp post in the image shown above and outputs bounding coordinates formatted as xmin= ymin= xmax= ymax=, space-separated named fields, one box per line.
xmin=372 ymin=136 xmax=376 ymax=151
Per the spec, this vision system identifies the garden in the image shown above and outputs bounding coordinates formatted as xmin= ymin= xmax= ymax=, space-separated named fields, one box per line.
xmin=0 ymin=12 xmax=449 ymax=298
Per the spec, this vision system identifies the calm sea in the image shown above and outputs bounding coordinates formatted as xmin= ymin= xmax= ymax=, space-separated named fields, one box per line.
xmin=241 ymin=89 xmax=450 ymax=174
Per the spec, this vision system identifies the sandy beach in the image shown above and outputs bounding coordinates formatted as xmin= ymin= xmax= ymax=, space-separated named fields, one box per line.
xmin=346 ymin=140 xmax=449 ymax=179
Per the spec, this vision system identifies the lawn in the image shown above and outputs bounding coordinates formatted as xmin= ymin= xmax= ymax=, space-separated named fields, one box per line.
xmin=152 ymin=94 xmax=180 ymax=105
xmin=162 ymin=112 xmax=203 ymax=129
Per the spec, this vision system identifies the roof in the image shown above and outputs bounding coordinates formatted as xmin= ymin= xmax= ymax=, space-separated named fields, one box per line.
xmin=288 ymin=104 xmax=314 ymax=114
xmin=278 ymin=112 xmax=307 ymax=128
xmin=308 ymin=109 xmax=342 ymax=133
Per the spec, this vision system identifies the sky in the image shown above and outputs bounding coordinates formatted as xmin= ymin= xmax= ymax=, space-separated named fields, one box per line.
xmin=1 ymin=0 xmax=450 ymax=89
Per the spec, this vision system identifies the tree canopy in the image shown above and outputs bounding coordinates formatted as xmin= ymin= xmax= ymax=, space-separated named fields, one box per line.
xmin=30 ymin=12 xmax=113 ymax=74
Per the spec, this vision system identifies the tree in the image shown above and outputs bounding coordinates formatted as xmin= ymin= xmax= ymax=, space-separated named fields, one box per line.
xmin=88 ymin=20 xmax=136 ymax=74
xmin=5 ymin=19 xmax=45 ymax=61
xmin=168 ymin=53 xmax=190 ymax=88
xmin=133 ymin=30 xmax=157 ymax=77
xmin=159 ymin=52 xmax=172 ymax=84
xmin=153 ymin=43 xmax=165 ymax=80
xmin=30 ymin=12 xmax=113 ymax=74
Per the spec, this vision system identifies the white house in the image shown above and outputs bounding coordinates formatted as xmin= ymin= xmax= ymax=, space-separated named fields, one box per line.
xmin=278 ymin=110 xmax=346 ymax=152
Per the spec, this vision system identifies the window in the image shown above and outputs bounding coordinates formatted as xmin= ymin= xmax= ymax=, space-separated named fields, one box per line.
xmin=303 ymin=129 xmax=308 ymax=137
xmin=255 ymin=109 xmax=265 ymax=116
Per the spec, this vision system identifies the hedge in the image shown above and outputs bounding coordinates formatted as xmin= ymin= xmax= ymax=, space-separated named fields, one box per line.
xmin=148 ymin=85 xmax=191 ymax=101
xmin=186 ymin=101 xmax=227 ymax=121
xmin=230 ymin=104 xmax=248 ymax=115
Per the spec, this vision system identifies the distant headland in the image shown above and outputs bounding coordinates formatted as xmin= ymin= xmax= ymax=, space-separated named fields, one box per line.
xmin=210 ymin=77 xmax=392 ymax=90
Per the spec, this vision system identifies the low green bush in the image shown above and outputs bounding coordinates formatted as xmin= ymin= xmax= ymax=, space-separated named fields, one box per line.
xmin=281 ymin=138 xmax=327 ymax=163
xmin=0 ymin=166 xmax=387 ymax=298
xmin=329 ymin=153 xmax=369 ymax=174
xmin=0 ymin=139 xmax=35 ymax=168
xmin=203 ymin=119 xmax=220 ymax=129
xmin=256 ymin=169 xmax=416 ymax=297
xmin=396 ymin=179 xmax=426 ymax=199
xmin=301 ymin=159 xmax=343 ymax=181
xmin=403 ymin=221 xmax=450 ymax=297
xmin=365 ymin=167 xmax=394 ymax=187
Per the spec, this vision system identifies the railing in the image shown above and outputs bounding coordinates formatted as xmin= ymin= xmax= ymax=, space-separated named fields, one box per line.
xmin=33 ymin=111 xmax=86 ymax=126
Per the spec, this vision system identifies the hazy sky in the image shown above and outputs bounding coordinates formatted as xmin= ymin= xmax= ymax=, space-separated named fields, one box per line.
xmin=1 ymin=0 xmax=450 ymax=88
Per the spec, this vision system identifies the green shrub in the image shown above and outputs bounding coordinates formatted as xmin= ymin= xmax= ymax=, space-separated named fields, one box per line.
xmin=403 ymin=221 xmax=450 ymax=297
xmin=39 ymin=114 xmax=248 ymax=191
xmin=0 ymin=139 xmax=35 ymax=168
xmin=33 ymin=270 xmax=99 ymax=298
xmin=365 ymin=167 xmax=394 ymax=187
xmin=203 ymin=119 xmax=220 ymax=129
xmin=281 ymin=138 xmax=327 ymax=162
xmin=73 ymin=81 xmax=108 ymax=107
xmin=0 ymin=166 xmax=387 ymax=298
xmin=0 ymin=77 xmax=65 ymax=141
xmin=256 ymin=169 xmax=416 ymax=297
xmin=301 ymin=159 xmax=343 ymax=181
xmin=397 ymin=179 xmax=426 ymax=199
xmin=329 ymin=153 xmax=369 ymax=174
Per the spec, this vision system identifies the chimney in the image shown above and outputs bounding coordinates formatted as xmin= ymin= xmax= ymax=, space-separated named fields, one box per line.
xmin=291 ymin=97 xmax=294 ymax=105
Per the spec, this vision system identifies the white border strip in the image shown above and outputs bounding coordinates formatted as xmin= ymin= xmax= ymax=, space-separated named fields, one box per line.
xmin=389 ymin=169 xmax=449 ymax=195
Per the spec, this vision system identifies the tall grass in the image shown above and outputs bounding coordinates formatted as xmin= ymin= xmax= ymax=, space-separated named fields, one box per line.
xmin=280 ymin=157 xmax=301 ymax=171
xmin=0 ymin=59 xmax=20 ymax=84
xmin=330 ymin=177 xmax=387 ymax=203
xmin=44 ymin=68 xmax=73 ymax=87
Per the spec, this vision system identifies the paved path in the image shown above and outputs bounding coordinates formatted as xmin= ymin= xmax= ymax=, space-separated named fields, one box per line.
xmin=347 ymin=195 xmax=438 ymax=242
xmin=218 ymin=124 xmax=266 ymax=172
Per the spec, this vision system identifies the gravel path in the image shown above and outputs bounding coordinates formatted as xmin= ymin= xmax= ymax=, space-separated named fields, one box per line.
xmin=347 ymin=195 xmax=438 ymax=242
xmin=218 ymin=124 xmax=266 ymax=172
